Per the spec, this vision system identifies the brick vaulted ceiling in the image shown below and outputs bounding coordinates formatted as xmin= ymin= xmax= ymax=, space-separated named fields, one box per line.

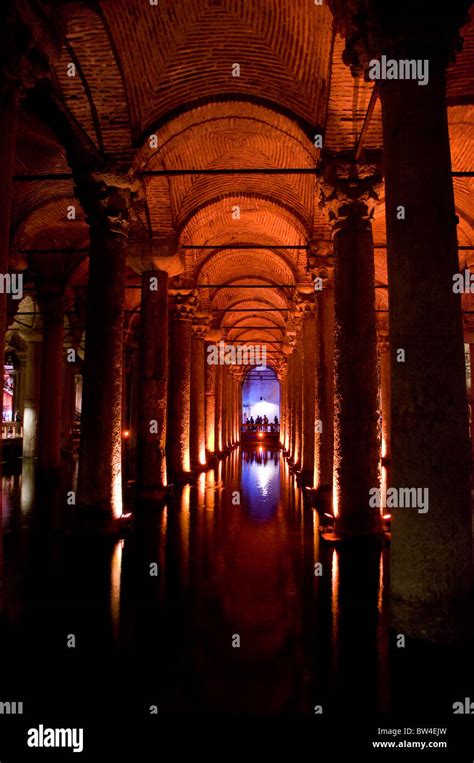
xmin=10 ymin=0 xmax=474 ymax=363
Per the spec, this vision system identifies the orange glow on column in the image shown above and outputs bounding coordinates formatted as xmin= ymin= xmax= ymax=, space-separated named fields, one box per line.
xmin=110 ymin=539 xmax=123 ymax=643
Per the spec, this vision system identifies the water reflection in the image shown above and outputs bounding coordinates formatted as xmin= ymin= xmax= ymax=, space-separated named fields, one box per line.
xmin=241 ymin=447 xmax=280 ymax=520
xmin=0 ymin=450 xmax=469 ymax=726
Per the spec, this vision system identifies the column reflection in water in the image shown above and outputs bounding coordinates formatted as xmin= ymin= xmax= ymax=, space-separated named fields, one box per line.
xmin=110 ymin=539 xmax=124 ymax=645
xmin=0 ymin=446 xmax=389 ymax=719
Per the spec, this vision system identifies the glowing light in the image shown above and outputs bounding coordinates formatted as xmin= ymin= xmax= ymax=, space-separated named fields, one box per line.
xmin=258 ymin=432 xmax=263 ymax=438
xmin=383 ymin=513 xmax=391 ymax=520
xmin=110 ymin=539 xmax=123 ymax=643
xmin=120 ymin=512 xmax=132 ymax=519
xmin=122 ymin=430 xmax=130 ymax=439
xmin=332 ymin=482 xmax=339 ymax=518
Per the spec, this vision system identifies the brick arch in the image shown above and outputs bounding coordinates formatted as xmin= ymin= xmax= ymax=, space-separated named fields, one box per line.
xmin=99 ymin=0 xmax=333 ymax=139
xmin=196 ymin=248 xmax=297 ymax=287
xmin=139 ymin=103 xmax=318 ymax=239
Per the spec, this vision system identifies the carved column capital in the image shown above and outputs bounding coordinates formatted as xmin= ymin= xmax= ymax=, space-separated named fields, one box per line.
xmin=318 ymin=155 xmax=383 ymax=234
xmin=295 ymin=290 xmax=317 ymax=318
xmin=327 ymin=0 xmax=470 ymax=77
xmin=169 ymin=290 xmax=196 ymax=321
xmin=74 ymin=168 xmax=136 ymax=240
xmin=192 ymin=313 xmax=210 ymax=339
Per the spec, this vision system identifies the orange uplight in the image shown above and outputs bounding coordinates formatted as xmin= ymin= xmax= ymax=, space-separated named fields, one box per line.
xmin=120 ymin=512 xmax=132 ymax=519
xmin=382 ymin=514 xmax=391 ymax=520
xmin=122 ymin=430 xmax=130 ymax=439
xmin=258 ymin=432 xmax=263 ymax=438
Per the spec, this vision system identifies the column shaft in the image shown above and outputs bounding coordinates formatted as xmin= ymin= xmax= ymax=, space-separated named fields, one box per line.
xmin=332 ymin=219 xmax=380 ymax=535
xmin=301 ymin=307 xmax=317 ymax=484
xmin=22 ymin=339 xmax=42 ymax=458
xmin=137 ymin=270 xmax=168 ymax=496
xmin=77 ymin=220 xmax=128 ymax=516
xmin=381 ymin=65 xmax=471 ymax=637
xmin=315 ymin=284 xmax=335 ymax=492
xmin=167 ymin=297 xmax=193 ymax=476
xmin=37 ymin=296 xmax=65 ymax=472
xmin=205 ymin=350 xmax=216 ymax=457
xmin=190 ymin=329 xmax=206 ymax=469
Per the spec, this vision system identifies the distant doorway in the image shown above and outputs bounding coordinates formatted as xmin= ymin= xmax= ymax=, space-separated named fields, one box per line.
xmin=242 ymin=367 xmax=280 ymax=442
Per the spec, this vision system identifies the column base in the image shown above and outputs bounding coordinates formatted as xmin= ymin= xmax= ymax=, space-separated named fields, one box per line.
xmin=72 ymin=506 xmax=130 ymax=535
xmin=136 ymin=485 xmax=168 ymax=501
xmin=320 ymin=528 xmax=386 ymax=547
xmin=390 ymin=592 xmax=474 ymax=644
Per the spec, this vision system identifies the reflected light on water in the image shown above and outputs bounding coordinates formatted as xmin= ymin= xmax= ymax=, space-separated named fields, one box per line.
xmin=110 ymin=539 xmax=124 ymax=643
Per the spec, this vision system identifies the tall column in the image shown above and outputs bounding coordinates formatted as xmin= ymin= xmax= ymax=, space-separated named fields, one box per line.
xmin=190 ymin=321 xmax=207 ymax=469
xmin=61 ymin=348 xmax=77 ymax=453
xmin=137 ymin=270 xmax=168 ymax=497
xmin=167 ymin=291 xmax=195 ymax=477
xmin=378 ymin=333 xmax=391 ymax=463
xmin=320 ymin=163 xmax=381 ymax=536
xmin=22 ymin=334 xmax=42 ymax=458
xmin=205 ymin=348 xmax=216 ymax=458
xmin=315 ymin=277 xmax=335 ymax=495
xmin=77 ymin=174 xmax=132 ymax=517
xmin=292 ymin=338 xmax=303 ymax=469
xmin=379 ymin=21 xmax=471 ymax=637
xmin=470 ymin=344 xmax=474 ymax=461
xmin=13 ymin=350 xmax=27 ymax=421
xmin=299 ymin=295 xmax=318 ymax=484
xmin=215 ymin=364 xmax=223 ymax=454
xmin=222 ymin=370 xmax=230 ymax=450
xmin=0 ymin=74 xmax=18 ymax=442
xmin=37 ymin=289 xmax=65 ymax=473
xmin=286 ymin=349 xmax=294 ymax=457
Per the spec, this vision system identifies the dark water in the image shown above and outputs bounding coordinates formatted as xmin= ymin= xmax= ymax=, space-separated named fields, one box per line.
xmin=0 ymin=449 xmax=472 ymax=756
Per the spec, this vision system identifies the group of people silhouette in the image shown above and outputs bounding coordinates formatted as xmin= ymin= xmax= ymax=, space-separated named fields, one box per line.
xmin=245 ymin=414 xmax=279 ymax=432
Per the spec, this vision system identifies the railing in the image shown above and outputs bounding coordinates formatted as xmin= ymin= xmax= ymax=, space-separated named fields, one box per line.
xmin=241 ymin=422 xmax=280 ymax=434
xmin=1 ymin=421 xmax=23 ymax=439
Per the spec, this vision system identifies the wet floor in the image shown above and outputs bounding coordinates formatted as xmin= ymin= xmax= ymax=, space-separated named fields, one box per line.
xmin=0 ymin=449 xmax=472 ymax=753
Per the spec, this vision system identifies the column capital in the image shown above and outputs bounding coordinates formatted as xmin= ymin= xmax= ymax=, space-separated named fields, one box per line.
xmin=169 ymin=290 xmax=196 ymax=321
xmin=0 ymin=1 xmax=65 ymax=102
xmin=307 ymin=241 xmax=335 ymax=288
xmin=74 ymin=168 xmax=136 ymax=239
xmin=318 ymin=155 xmax=383 ymax=234
xmin=327 ymin=0 xmax=470 ymax=77
xmin=192 ymin=313 xmax=210 ymax=339
xmin=295 ymin=290 xmax=317 ymax=318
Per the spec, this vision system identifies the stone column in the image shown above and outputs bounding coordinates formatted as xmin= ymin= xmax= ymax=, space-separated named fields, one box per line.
xmin=36 ymin=290 xmax=65 ymax=473
xmin=320 ymin=163 xmax=381 ymax=536
xmin=13 ymin=350 xmax=27 ymax=421
xmin=137 ymin=270 xmax=168 ymax=497
xmin=77 ymin=174 xmax=132 ymax=517
xmin=378 ymin=333 xmax=391 ymax=463
xmin=222 ymin=369 xmax=230 ymax=450
xmin=292 ymin=337 xmax=303 ymax=469
xmin=22 ymin=334 xmax=42 ymax=458
xmin=190 ymin=321 xmax=207 ymax=469
xmin=330 ymin=0 xmax=472 ymax=640
xmin=299 ymin=294 xmax=318 ymax=485
xmin=215 ymin=364 xmax=223 ymax=454
xmin=205 ymin=347 xmax=216 ymax=458
xmin=285 ymin=349 xmax=294 ymax=457
xmin=379 ymin=23 xmax=471 ymax=637
xmin=61 ymin=348 xmax=77 ymax=453
xmin=316 ymin=277 xmax=335 ymax=495
xmin=0 ymin=74 xmax=18 ymax=438
xmin=470 ymin=344 xmax=474 ymax=461
xmin=167 ymin=291 xmax=195 ymax=477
